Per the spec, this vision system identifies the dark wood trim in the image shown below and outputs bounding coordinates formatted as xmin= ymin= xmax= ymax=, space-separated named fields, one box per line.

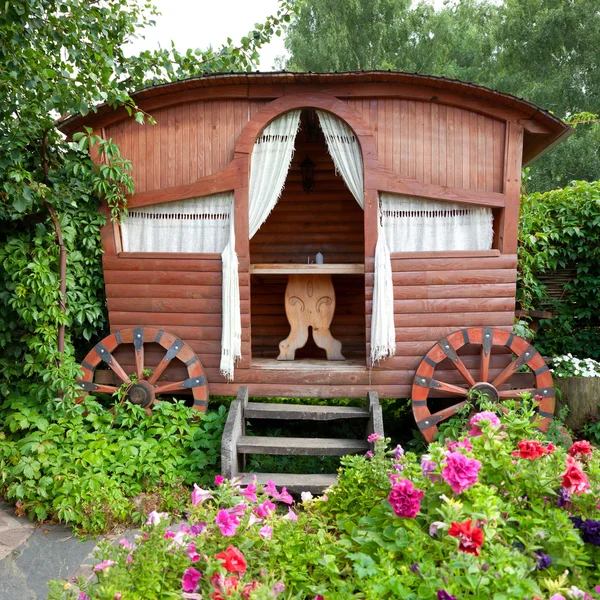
xmin=116 ymin=252 xmax=222 ymax=260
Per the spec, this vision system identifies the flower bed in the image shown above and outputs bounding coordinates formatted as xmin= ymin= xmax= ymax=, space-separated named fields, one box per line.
xmin=49 ymin=402 xmax=600 ymax=600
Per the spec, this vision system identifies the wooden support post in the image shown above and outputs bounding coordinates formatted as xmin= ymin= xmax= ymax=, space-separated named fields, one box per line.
xmin=366 ymin=391 xmax=384 ymax=441
xmin=221 ymin=386 xmax=247 ymax=478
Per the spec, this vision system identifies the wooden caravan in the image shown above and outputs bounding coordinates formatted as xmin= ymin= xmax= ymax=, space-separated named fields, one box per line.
xmin=63 ymin=71 xmax=570 ymax=445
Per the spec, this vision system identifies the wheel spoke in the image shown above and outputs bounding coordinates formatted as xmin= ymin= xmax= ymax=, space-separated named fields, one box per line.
xmin=434 ymin=379 xmax=469 ymax=396
xmin=154 ymin=380 xmax=187 ymax=395
xmin=492 ymin=354 xmax=524 ymax=388
xmin=148 ymin=352 xmax=174 ymax=384
xmin=433 ymin=401 xmax=468 ymax=423
xmin=480 ymin=346 xmax=490 ymax=382
xmin=449 ymin=355 xmax=476 ymax=387
xmin=135 ymin=345 xmax=144 ymax=379
xmin=498 ymin=388 xmax=538 ymax=399
xmin=105 ymin=355 xmax=131 ymax=385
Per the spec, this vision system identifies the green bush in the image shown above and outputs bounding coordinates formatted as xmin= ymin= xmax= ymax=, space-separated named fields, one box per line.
xmin=48 ymin=403 xmax=600 ymax=599
xmin=518 ymin=180 xmax=600 ymax=359
xmin=0 ymin=395 xmax=226 ymax=533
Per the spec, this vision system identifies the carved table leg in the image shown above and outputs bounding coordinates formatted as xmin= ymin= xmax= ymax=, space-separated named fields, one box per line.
xmin=277 ymin=274 xmax=345 ymax=361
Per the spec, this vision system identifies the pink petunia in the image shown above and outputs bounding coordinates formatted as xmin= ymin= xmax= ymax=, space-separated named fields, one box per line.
xmin=253 ymin=500 xmax=276 ymax=519
xmin=186 ymin=541 xmax=200 ymax=562
xmin=264 ymin=480 xmax=279 ymax=497
xmin=119 ymin=538 xmax=133 ymax=549
xmin=259 ymin=525 xmax=273 ymax=540
xmin=146 ymin=510 xmax=169 ymax=525
xmin=447 ymin=438 xmax=473 ymax=452
xmin=468 ymin=411 xmax=501 ymax=437
xmin=286 ymin=508 xmax=298 ymax=522
xmin=227 ymin=503 xmax=248 ymax=518
xmin=215 ymin=475 xmax=225 ymax=486
xmin=239 ymin=482 xmax=258 ymax=503
xmin=182 ymin=567 xmax=202 ymax=593
xmin=191 ymin=483 xmax=213 ymax=506
xmin=562 ymin=456 xmax=590 ymax=495
xmin=277 ymin=487 xmax=294 ymax=505
xmin=93 ymin=560 xmax=116 ymax=572
xmin=442 ymin=451 xmax=482 ymax=494
xmin=367 ymin=433 xmax=383 ymax=443
xmin=216 ymin=509 xmax=240 ymax=537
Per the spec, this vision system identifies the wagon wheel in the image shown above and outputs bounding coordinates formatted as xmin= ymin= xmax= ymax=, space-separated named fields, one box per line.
xmin=77 ymin=328 xmax=208 ymax=415
xmin=411 ymin=327 xmax=554 ymax=442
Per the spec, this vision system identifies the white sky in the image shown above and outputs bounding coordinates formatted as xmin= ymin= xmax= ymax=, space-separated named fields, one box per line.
xmin=126 ymin=0 xmax=288 ymax=70
xmin=126 ymin=0 xmax=448 ymax=70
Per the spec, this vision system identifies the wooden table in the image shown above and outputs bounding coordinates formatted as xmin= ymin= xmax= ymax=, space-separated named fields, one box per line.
xmin=250 ymin=264 xmax=365 ymax=361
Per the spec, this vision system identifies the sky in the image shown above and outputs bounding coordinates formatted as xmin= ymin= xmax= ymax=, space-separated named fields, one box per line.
xmin=126 ymin=0 xmax=288 ymax=70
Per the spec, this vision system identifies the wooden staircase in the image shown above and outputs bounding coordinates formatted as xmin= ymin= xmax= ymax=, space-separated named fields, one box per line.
xmin=221 ymin=387 xmax=384 ymax=494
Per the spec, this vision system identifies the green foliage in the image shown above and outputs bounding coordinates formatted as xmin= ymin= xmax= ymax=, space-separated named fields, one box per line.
xmin=0 ymin=395 xmax=226 ymax=534
xmin=518 ymin=180 xmax=600 ymax=359
xmin=48 ymin=404 xmax=600 ymax=598
xmin=0 ymin=0 xmax=301 ymax=405
xmin=284 ymin=0 xmax=600 ymax=193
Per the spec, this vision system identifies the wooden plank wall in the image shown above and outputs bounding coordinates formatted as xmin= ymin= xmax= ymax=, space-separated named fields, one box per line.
xmin=348 ymin=99 xmax=505 ymax=193
xmin=105 ymin=99 xmax=267 ymax=193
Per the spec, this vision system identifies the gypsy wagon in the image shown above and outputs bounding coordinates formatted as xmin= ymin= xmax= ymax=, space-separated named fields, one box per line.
xmin=61 ymin=72 xmax=570 ymax=490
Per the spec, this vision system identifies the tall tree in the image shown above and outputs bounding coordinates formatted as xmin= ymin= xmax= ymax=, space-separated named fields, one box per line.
xmin=284 ymin=0 xmax=600 ymax=192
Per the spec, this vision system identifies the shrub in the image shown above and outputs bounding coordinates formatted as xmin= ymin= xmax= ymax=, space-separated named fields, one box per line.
xmin=48 ymin=403 xmax=600 ymax=599
xmin=0 ymin=395 xmax=226 ymax=533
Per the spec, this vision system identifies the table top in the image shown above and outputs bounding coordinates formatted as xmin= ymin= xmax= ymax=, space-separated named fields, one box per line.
xmin=250 ymin=263 xmax=365 ymax=275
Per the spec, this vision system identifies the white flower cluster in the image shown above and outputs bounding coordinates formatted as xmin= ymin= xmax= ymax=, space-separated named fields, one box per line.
xmin=550 ymin=354 xmax=600 ymax=378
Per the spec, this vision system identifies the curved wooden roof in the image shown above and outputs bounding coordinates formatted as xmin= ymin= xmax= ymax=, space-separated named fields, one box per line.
xmin=60 ymin=70 xmax=571 ymax=164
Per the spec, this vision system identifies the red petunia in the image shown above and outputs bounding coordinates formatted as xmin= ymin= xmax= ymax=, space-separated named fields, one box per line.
xmin=511 ymin=439 xmax=553 ymax=460
xmin=448 ymin=520 xmax=485 ymax=556
xmin=569 ymin=440 xmax=593 ymax=458
xmin=215 ymin=546 xmax=247 ymax=574
xmin=562 ymin=456 xmax=590 ymax=495
xmin=210 ymin=574 xmax=239 ymax=600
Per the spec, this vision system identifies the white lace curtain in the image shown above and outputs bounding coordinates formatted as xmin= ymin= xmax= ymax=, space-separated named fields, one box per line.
xmin=316 ymin=110 xmax=364 ymax=208
xmin=249 ymin=110 xmax=302 ymax=238
xmin=381 ymin=193 xmax=494 ymax=252
xmin=120 ymin=193 xmax=233 ymax=253
xmin=315 ymin=110 xmax=396 ymax=364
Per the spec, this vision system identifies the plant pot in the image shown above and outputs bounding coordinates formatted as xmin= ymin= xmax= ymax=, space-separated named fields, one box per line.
xmin=555 ymin=377 xmax=600 ymax=430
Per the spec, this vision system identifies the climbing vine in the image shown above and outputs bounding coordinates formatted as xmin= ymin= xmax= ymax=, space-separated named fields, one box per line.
xmin=518 ymin=179 xmax=600 ymax=359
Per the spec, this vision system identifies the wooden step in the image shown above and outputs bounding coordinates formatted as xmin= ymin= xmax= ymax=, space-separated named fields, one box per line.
xmin=237 ymin=435 xmax=369 ymax=456
xmin=239 ymin=472 xmax=337 ymax=495
xmin=244 ymin=402 xmax=369 ymax=421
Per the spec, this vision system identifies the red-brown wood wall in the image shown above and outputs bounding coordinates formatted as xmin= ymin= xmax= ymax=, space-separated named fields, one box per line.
xmin=95 ymin=82 xmax=528 ymax=399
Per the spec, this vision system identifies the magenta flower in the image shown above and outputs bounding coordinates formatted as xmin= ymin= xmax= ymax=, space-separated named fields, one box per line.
xmin=259 ymin=525 xmax=273 ymax=540
xmin=216 ymin=509 xmax=240 ymax=537
xmin=239 ymin=482 xmax=258 ymax=503
xmin=186 ymin=541 xmax=200 ymax=562
xmin=119 ymin=538 xmax=132 ymax=548
xmin=468 ymin=411 xmax=501 ymax=437
xmin=163 ymin=530 xmax=175 ymax=539
xmin=93 ymin=559 xmax=116 ymax=572
xmin=254 ymin=500 xmax=276 ymax=519
xmin=368 ymin=433 xmax=383 ymax=443
xmin=447 ymin=438 xmax=473 ymax=452
xmin=394 ymin=444 xmax=405 ymax=459
xmin=78 ymin=594 xmax=90 ymax=600
xmin=388 ymin=479 xmax=425 ymax=518
xmin=421 ymin=455 xmax=440 ymax=482
xmin=182 ymin=567 xmax=202 ymax=592
xmin=214 ymin=475 xmax=225 ymax=486
xmin=442 ymin=451 xmax=482 ymax=494
xmin=191 ymin=483 xmax=213 ymax=506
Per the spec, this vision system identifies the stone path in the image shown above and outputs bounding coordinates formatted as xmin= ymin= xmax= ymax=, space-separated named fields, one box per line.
xmin=0 ymin=498 xmax=106 ymax=600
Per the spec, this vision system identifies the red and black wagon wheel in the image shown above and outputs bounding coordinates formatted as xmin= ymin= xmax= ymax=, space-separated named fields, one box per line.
xmin=77 ymin=328 xmax=208 ymax=415
xmin=411 ymin=327 xmax=555 ymax=442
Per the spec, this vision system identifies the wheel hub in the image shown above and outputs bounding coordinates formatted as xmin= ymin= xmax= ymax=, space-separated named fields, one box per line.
xmin=127 ymin=380 xmax=155 ymax=408
xmin=470 ymin=381 xmax=499 ymax=402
